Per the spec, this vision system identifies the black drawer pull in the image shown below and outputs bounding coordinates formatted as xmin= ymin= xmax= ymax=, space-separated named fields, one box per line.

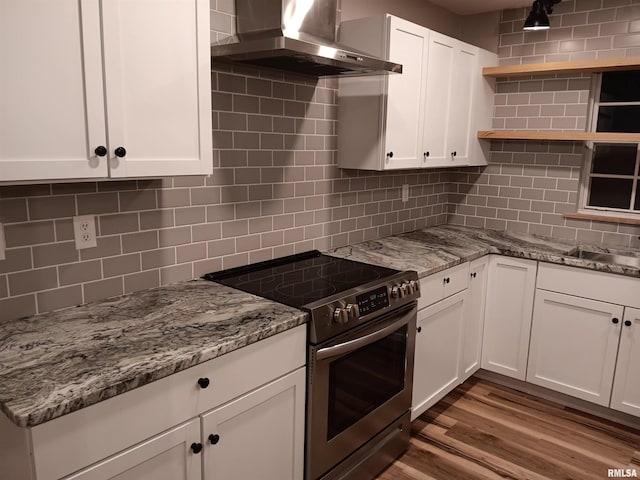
xmin=197 ymin=377 xmax=210 ymax=389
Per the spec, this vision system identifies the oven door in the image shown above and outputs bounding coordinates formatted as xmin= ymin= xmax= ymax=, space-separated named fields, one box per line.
xmin=306 ymin=302 xmax=417 ymax=480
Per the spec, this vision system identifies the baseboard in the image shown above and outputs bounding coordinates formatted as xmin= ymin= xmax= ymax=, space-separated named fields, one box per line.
xmin=473 ymin=369 xmax=640 ymax=431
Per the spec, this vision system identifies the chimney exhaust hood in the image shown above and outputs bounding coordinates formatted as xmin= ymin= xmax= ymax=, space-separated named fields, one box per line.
xmin=210 ymin=0 xmax=402 ymax=77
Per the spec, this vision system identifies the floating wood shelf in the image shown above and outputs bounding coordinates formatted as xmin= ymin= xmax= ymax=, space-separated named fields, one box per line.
xmin=483 ymin=56 xmax=640 ymax=78
xmin=477 ymin=130 xmax=640 ymax=142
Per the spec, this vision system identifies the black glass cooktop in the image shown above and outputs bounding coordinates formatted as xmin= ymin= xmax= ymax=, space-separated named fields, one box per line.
xmin=203 ymin=250 xmax=399 ymax=308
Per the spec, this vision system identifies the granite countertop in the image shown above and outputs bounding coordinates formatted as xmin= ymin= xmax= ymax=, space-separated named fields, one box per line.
xmin=2 ymin=225 xmax=638 ymax=430
xmin=0 ymin=280 xmax=308 ymax=428
xmin=328 ymin=225 xmax=640 ymax=279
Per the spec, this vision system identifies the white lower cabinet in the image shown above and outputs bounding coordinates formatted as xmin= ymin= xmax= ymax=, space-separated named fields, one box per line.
xmin=611 ymin=308 xmax=640 ymax=416
xmin=65 ymin=420 xmax=202 ymax=480
xmin=482 ymin=256 xmax=537 ymax=381
xmin=527 ymin=290 xmax=624 ymax=406
xmin=412 ymin=290 xmax=466 ymax=420
xmin=0 ymin=326 xmax=306 ymax=480
xmin=201 ymin=368 xmax=305 ymax=480
xmin=462 ymin=257 xmax=488 ymax=381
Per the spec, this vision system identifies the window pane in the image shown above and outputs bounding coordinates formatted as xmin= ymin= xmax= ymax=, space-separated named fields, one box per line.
xmin=600 ymin=71 xmax=640 ymax=102
xmin=591 ymin=144 xmax=638 ymax=175
xmin=588 ymin=178 xmax=633 ymax=209
xmin=596 ymin=106 xmax=640 ymax=133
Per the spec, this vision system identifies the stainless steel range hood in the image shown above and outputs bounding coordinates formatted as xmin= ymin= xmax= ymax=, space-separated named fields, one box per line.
xmin=210 ymin=0 xmax=402 ymax=77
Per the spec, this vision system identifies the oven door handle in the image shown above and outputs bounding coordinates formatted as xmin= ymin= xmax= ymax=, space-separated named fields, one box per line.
xmin=316 ymin=309 xmax=412 ymax=361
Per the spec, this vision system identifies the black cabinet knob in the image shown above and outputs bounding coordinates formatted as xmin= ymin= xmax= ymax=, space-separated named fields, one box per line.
xmin=208 ymin=434 xmax=220 ymax=445
xmin=471 ymin=272 xmax=477 ymax=278
xmin=424 ymin=151 xmax=430 ymax=157
xmin=612 ymin=318 xmax=619 ymax=324
xmin=387 ymin=152 xmax=394 ymax=158
xmin=444 ymin=277 xmax=450 ymax=284
xmin=197 ymin=377 xmax=210 ymax=389
xmin=190 ymin=443 xmax=203 ymax=454
xmin=451 ymin=151 xmax=457 ymax=157
xmin=417 ymin=326 xmax=422 ymax=333
xmin=114 ymin=147 xmax=127 ymax=158
xmin=94 ymin=146 xmax=107 ymax=157
xmin=625 ymin=320 xmax=632 ymax=327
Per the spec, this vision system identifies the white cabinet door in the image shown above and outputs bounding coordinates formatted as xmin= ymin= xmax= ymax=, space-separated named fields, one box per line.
xmin=412 ymin=291 xmax=466 ymax=420
xmin=0 ymin=0 xmax=108 ymax=181
xmin=421 ymin=31 xmax=454 ymax=166
xmin=611 ymin=307 xmax=640 ymax=416
xmin=447 ymin=44 xmax=478 ymax=166
xmin=64 ymin=420 xmax=201 ymax=480
xmin=527 ymin=290 xmax=623 ymax=406
xmin=101 ymin=0 xmax=212 ymax=178
xmin=201 ymin=368 xmax=305 ymax=480
xmin=482 ymin=256 xmax=537 ymax=381
xmin=337 ymin=16 xmax=427 ymax=170
xmin=382 ymin=16 xmax=428 ymax=170
xmin=462 ymin=257 xmax=488 ymax=381
xmin=422 ymin=35 xmax=478 ymax=168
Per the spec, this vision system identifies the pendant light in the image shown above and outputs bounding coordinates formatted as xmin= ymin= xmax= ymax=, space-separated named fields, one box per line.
xmin=523 ymin=0 xmax=561 ymax=31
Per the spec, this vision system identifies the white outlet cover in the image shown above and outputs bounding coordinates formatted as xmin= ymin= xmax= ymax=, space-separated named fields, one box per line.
xmin=0 ymin=223 xmax=5 ymax=261
xmin=73 ymin=215 xmax=97 ymax=250
xmin=402 ymin=184 xmax=409 ymax=202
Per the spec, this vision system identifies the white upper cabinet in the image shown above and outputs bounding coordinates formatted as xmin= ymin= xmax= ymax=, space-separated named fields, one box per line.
xmin=338 ymin=15 xmax=427 ymax=170
xmin=337 ymin=15 xmax=495 ymax=171
xmin=0 ymin=0 xmax=212 ymax=182
xmin=422 ymin=33 xmax=477 ymax=167
xmin=383 ymin=18 xmax=428 ymax=169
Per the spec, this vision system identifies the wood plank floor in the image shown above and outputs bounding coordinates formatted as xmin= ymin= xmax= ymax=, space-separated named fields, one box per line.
xmin=377 ymin=378 xmax=640 ymax=480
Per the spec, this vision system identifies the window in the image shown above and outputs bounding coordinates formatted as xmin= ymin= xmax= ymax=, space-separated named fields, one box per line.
xmin=580 ymin=71 xmax=640 ymax=217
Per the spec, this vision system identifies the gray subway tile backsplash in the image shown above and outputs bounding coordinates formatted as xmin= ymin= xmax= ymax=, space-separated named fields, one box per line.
xmin=0 ymin=0 xmax=638 ymax=322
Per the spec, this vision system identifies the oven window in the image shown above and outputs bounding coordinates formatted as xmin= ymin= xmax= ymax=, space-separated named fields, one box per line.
xmin=327 ymin=325 xmax=407 ymax=441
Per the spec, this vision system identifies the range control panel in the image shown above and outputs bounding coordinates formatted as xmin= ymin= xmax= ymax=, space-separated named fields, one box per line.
xmin=356 ymin=286 xmax=389 ymax=317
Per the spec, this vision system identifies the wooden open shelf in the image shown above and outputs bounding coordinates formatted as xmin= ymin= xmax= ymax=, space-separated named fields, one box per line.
xmin=477 ymin=130 xmax=640 ymax=142
xmin=483 ymin=56 xmax=640 ymax=78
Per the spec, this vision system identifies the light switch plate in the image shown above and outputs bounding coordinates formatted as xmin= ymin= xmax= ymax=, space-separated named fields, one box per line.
xmin=0 ymin=223 xmax=5 ymax=261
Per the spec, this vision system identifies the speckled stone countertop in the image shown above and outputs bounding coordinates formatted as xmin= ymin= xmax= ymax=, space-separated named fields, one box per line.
xmin=2 ymin=226 xmax=638 ymax=429
xmin=328 ymin=225 xmax=640 ymax=279
xmin=0 ymin=280 xmax=308 ymax=428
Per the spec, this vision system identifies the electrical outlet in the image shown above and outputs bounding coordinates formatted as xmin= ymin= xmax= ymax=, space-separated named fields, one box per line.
xmin=402 ymin=184 xmax=409 ymax=203
xmin=0 ymin=223 xmax=5 ymax=261
xmin=73 ymin=215 xmax=97 ymax=250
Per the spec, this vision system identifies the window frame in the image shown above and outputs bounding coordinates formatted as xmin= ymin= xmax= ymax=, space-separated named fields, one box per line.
xmin=578 ymin=73 xmax=640 ymax=221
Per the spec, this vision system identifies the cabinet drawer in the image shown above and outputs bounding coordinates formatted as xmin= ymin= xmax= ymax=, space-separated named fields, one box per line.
xmin=444 ymin=262 xmax=470 ymax=298
xmin=418 ymin=262 xmax=470 ymax=310
xmin=31 ymin=325 xmax=306 ymax=480
xmin=537 ymin=263 xmax=640 ymax=308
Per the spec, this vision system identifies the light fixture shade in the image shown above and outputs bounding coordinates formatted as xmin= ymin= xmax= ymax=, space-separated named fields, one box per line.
xmin=524 ymin=0 xmax=551 ymax=30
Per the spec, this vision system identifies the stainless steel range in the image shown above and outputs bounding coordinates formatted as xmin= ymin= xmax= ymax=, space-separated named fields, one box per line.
xmin=204 ymin=251 xmax=420 ymax=480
